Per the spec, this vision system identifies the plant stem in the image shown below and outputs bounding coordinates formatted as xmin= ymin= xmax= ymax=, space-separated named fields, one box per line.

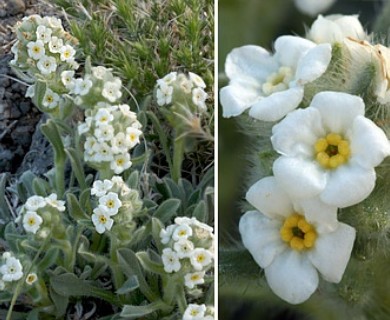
xmin=176 ymin=284 xmax=187 ymax=314
xmin=55 ymin=156 xmax=65 ymax=199
xmin=172 ymin=135 xmax=185 ymax=183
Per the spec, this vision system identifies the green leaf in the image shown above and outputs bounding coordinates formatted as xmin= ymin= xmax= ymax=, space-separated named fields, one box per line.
xmin=0 ymin=291 xmax=12 ymax=302
xmin=120 ymin=300 xmax=171 ymax=319
xmin=153 ymin=199 xmax=181 ymax=223
xmin=126 ymin=170 xmax=139 ymax=190
xmin=117 ymin=248 xmax=158 ymax=301
xmin=19 ymin=170 xmax=37 ymax=198
xmin=137 ymin=251 xmax=165 ymax=275
xmin=116 ymin=275 xmax=139 ymax=294
xmin=50 ymin=286 xmax=69 ymax=318
xmin=0 ymin=173 xmax=11 ymax=222
xmin=51 ymin=273 xmax=121 ymax=306
xmin=32 ymin=177 xmax=49 ymax=196
xmin=66 ymin=193 xmax=89 ymax=221
xmin=192 ymin=200 xmax=207 ymax=222
xmin=65 ymin=148 xmax=87 ymax=190
xmin=40 ymin=120 xmax=66 ymax=161
xmin=37 ymin=247 xmax=59 ymax=270
xmin=85 ymin=56 xmax=92 ymax=74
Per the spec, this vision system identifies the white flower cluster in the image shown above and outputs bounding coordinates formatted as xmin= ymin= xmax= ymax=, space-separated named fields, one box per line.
xmin=156 ymin=72 xmax=208 ymax=111
xmin=160 ymin=217 xmax=214 ymax=290
xmin=78 ymin=103 xmax=142 ymax=174
xmin=0 ymin=253 xmax=23 ymax=286
xmin=21 ymin=194 xmax=65 ymax=235
xmin=11 ymin=15 xmax=78 ymax=73
xmin=183 ymin=304 xmax=214 ymax=320
xmin=90 ymin=176 xmax=142 ymax=234
xmin=221 ymin=15 xmax=390 ymax=304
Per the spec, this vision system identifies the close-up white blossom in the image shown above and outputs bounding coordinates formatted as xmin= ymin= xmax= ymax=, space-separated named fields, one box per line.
xmin=184 ymin=271 xmax=205 ymax=289
xmin=98 ymin=192 xmax=122 ymax=215
xmin=0 ymin=257 xmax=24 ymax=282
xmin=240 ymin=176 xmax=356 ymax=304
xmin=91 ymin=206 xmax=114 ymax=234
xmin=91 ymin=179 xmax=113 ymax=197
xmin=183 ymin=304 xmax=207 ymax=320
xmin=25 ymin=195 xmax=46 ymax=211
xmin=220 ymin=36 xmax=332 ymax=121
xmin=23 ymin=211 xmax=43 ymax=234
xmin=161 ymin=248 xmax=182 ymax=273
xmin=45 ymin=193 xmax=66 ymax=211
xmin=27 ymin=40 xmax=45 ymax=60
xmin=271 ymin=91 xmax=390 ymax=208
xmin=37 ymin=55 xmax=57 ymax=75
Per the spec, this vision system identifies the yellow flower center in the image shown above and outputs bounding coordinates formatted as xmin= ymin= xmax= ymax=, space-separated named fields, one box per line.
xmin=33 ymin=46 xmax=40 ymax=53
xmin=129 ymin=133 xmax=136 ymax=141
xmin=191 ymin=310 xmax=199 ymax=316
xmin=262 ymin=66 xmax=293 ymax=96
xmin=191 ymin=274 xmax=200 ymax=281
xmin=98 ymin=215 xmax=107 ymax=224
xmin=27 ymin=275 xmax=36 ymax=283
xmin=196 ymin=254 xmax=205 ymax=263
xmin=106 ymin=200 xmax=115 ymax=208
xmin=46 ymin=95 xmax=53 ymax=103
xmin=314 ymin=133 xmax=350 ymax=169
xmin=28 ymin=218 xmax=36 ymax=226
xmin=280 ymin=214 xmax=317 ymax=251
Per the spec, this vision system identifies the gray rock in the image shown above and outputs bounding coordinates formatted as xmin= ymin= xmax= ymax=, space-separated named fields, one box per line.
xmin=6 ymin=0 xmax=26 ymax=16
xmin=0 ymin=87 xmax=5 ymax=100
xmin=19 ymin=101 xmax=31 ymax=114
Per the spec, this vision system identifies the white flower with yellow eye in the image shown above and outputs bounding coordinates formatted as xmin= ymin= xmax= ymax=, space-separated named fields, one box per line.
xmin=42 ymin=88 xmax=60 ymax=109
xmin=111 ymin=132 xmax=129 ymax=154
xmin=183 ymin=304 xmax=206 ymax=320
xmin=110 ymin=153 xmax=132 ymax=174
xmin=102 ymin=79 xmax=122 ymax=102
xmin=26 ymin=273 xmax=38 ymax=285
xmin=161 ymin=248 xmax=181 ymax=273
xmin=92 ymin=142 xmax=114 ymax=162
xmin=48 ymin=36 xmax=63 ymax=53
xmin=94 ymin=124 xmax=115 ymax=142
xmin=189 ymin=72 xmax=206 ymax=88
xmin=271 ymin=91 xmax=390 ymax=208
xmin=91 ymin=180 xmax=113 ymax=197
xmin=36 ymin=25 xmax=52 ymax=43
xmin=125 ymin=127 xmax=142 ymax=148
xmin=173 ymin=239 xmax=194 ymax=258
xmin=0 ymin=257 xmax=23 ymax=282
xmin=220 ymin=36 xmax=332 ymax=121
xmin=99 ymin=192 xmax=122 ymax=215
xmin=61 ymin=70 xmax=75 ymax=90
xmin=23 ymin=211 xmax=43 ymax=234
xmin=240 ymin=176 xmax=356 ymax=304
xmin=45 ymin=193 xmax=65 ymax=212
xmin=73 ymin=78 xmax=93 ymax=96
xmin=92 ymin=206 xmax=114 ymax=234
xmin=172 ymin=224 xmax=193 ymax=241
xmin=190 ymin=248 xmax=213 ymax=271
xmin=60 ymin=44 xmax=76 ymax=62
xmin=192 ymin=87 xmax=208 ymax=110
xmin=184 ymin=271 xmax=205 ymax=289
xmin=27 ymin=40 xmax=45 ymax=60
xmin=95 ymin=108 xmax=114 ymax=126
xmin=37 ymin=56 xmax=57 ymax=75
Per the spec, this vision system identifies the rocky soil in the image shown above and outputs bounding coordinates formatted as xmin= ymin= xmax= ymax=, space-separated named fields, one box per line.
xmin=0 ymin=0 xmax=60 ymax=174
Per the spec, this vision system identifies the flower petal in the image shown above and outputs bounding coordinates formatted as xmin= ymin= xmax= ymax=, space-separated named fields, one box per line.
xmin=295 ymin=43 xmax=332 ymax=84
xmin=273 ymin=156 xmax=327 ymax=199
xmin=246 ymin=177 xmax=294 ymax=219
xmin=320 ymin=163 xmax=376 ymax=207
xmin=350 ymin=116 xmax=390 ymax=169
xmin=220 ymin=84 xmax=259 ymax=117
xmin=271 ymin=108 xmax=325 ymax=157
xmin=310 ymin=91 xmax=365 ymax=134
xmin=294 ymin=0 xmax=336 ymax=17
xmin=265 ymin=250 xmax=319 ymax=304
xmin=225 ymin=45 xmax=277 ymax=82
xmin=274 ymin=36 xmax=315 ymax=68
xmin=249 ymin=87 xmax=304 ymax=121
xmin=298 ymin=197 xmax=338 ymax=233
xmin=308 ymin=222 xmax=355 ymax=283
xmin=239 ymin=211 xmax=286 ymax=269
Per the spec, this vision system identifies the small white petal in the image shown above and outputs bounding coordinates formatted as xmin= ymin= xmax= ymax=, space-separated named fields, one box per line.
xmin=274 ymin=36 xmax=315 ymax=68
xmin=295 ymin=43 xmax=332 ymax=84
xmin=320 ymin=164 xmax=376 ymax=208
xmin=308 ymin=223 xmax=355 ymax=283
xmin=239 ymin=211 xmax=286 ymax=269
xmin=246 ymin=177 xmax=293 ymax=218
xmin=220 ymin=84 xmax=259 ymax=118
xmin=271 ymin=108 xmax=324 ymax=157
xmin=350 ymin=116 xmax=390 ymax=169
xmin=249 ymin=86 xmax=304 ymax=121
xmin=310 ymin=91 xmax=365 ymax=134
xmin=273 ymin=157 xmax=327 ymax=199
xmin=265 ymin=250 xmax=319 ymax=304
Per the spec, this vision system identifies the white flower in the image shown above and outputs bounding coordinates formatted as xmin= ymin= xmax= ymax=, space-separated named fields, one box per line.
xmin=183 ymin=304 xmax=206 ymax=320
xmin=26 ymin=273 xmax=38 ymax=285
xmin=160 ymin=225 xmax=176 ymax=244
xmin=37 ymin=56 xmax=57 ymax=75
xmin=308 ymin=14 xmax=368 ymax=44
xmin=91 ymin=179 xmax=113 ymax=197
xmin=172 ymin=224 xmax=193 ymax=241
xmin=240 ymin=176 xmax=356 ymax=304
xmin=61 ymin=70 xmax=75 ymax=89
xmin=220 ymin=36 xmax=332 ymax=121
xmin=92 ymin=206 xmax=114 ymax=234
xmin=157 ymin=72 xmax=177 ymax=86
xmin=173 ymin=239 xmax=194 ymax=258
xmin=23 ymin=211 xmax=43 ymax=234
xmin=92 ymin=66 xmax=110 ymax=79
xmin=192 ymin=88 xmax=208 ymax=110
xmin=119 ymin=104 xmax=137 ymax=119
xmin=271 ymin=91 xmax=390 ymax=208
xmin=156 ymin=82 xmax=173 ymax=106
xmin=178 ymin=74 xmax=193 ymax=93
xmin=102 ymin=79 xmax=122 ymax=102
xmin=45 ymin=193 xmax=66 ymax=212
xmin=184 ymin=271 xmax=205 ymax=289
xmin=111 ymin=132 xmax=129 ymax=154
xmin=125 ymin=127 xmax=142 ymax=148
xmin=73 ymin=78 xmax=93 ymax=96
xmin=161 ymin=248 xmax=181 ymax=273
xmin=42 ymin=88 xmax=60 ymax=109
xmin=94 ymin=124 xmax=115 ymax=142
xmin=27 ymin=40 xmax=45 ymax=60
xmin=110 ymin=153 xmax=132 ymax=174
xmin=92 ymin=142 xmax=114 ymax=162
xmin=60 ymin=45 xmax=76 ymax=62
xmin=48 ymin=36 xmax=64 ymax=53
xmin=294 ymin=0 xmax=335 ymax=17
xmin=95 ymin=108 xmax=114 ymax=126
xmin=25 ymin=195 xmax=46 ymax=211
xmin=45 ymin=16 xmax=63 ymax=29
xmin=190 ymin=248 xmax=213 ymax=271
xmin=189 ymin=72 xmax=206 ymax=88
xmin=0 ymin=257 xmax=23 ymax=282
xmin=78 ymin=122 xmax=90 ymax=135
xmin=99 ymin=192 xmax=122 ymax=215
xmin=36 ymin=25 xmax=52 ymax=43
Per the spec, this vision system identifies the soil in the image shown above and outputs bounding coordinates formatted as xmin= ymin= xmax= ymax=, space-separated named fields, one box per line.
xmin=0 ymin=0 xmax=60 ymax=174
